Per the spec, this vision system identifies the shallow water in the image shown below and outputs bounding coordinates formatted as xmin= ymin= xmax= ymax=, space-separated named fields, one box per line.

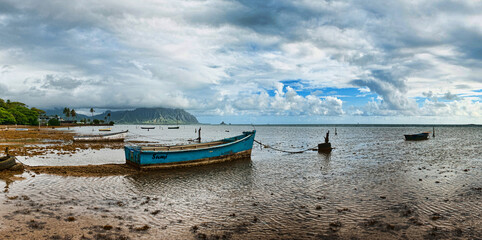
xmin=2 ymin=125 xmax=481 ymax=239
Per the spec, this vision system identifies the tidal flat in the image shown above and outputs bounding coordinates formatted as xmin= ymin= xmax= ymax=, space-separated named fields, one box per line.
xmin=0 ymin=125 xmax=481 ymax=239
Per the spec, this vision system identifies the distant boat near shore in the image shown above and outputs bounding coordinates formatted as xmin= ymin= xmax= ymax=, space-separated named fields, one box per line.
xmin=168 ymin=116 xmax=180 ymax=129
xmin=73 ymin=130 xmax=128 ymax=142
xmin=99 ymin=128 xmax=112 ymax=131
xmin=125 ymin=130 xmax=256 ymax=169
xmin=404 ymin=132 xmax=430 ymax=141
xmin=140 ymin=127 xmax=155 ymax=131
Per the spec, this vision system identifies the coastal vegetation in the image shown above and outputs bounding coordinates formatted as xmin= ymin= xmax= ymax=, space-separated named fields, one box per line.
xmin=0 ymin=98 xmax=44 ymax=125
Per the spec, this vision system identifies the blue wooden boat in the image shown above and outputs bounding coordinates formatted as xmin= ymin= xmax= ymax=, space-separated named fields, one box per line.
xmin=404 ymin=132 xmax=429 ymax=141
xmin=125 ymin=130 xmax=256 ymax=169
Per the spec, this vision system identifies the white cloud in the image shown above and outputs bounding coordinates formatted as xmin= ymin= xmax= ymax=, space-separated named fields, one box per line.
xmin=0 ymin=0 xmax=481 ymax=123
xmin=421 ymin=99 xmax=481 ymax=117
xmin=191 ymin=85 xmax=344 ymax=117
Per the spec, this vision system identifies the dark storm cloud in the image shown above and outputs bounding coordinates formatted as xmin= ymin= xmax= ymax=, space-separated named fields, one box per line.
xmin=39 ymin=75 xmax=84 ymax=90
xmin=0 ymin=0 xmax=130 ymax=79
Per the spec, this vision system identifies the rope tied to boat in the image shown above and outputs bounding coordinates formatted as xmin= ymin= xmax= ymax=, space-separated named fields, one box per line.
xmin=254 ymin=140 xmax=316 ymax=154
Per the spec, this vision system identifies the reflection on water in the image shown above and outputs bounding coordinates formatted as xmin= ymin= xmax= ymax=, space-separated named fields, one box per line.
xmin=1 ymin=125 xmax=481 ymax=238
xmin=125 ymin=158 xmax=254 ymax=195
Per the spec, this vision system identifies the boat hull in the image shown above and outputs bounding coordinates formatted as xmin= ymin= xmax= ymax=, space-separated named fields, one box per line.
xmin=404 ymin=133 xmax=429 ymax=141
xmin=125 ymin=131 xmax=255 ymax=169
xmin=73 ymin=131 xmax=128 ymax=142
xmin=0 ymin=156 xmax=16 ymax=170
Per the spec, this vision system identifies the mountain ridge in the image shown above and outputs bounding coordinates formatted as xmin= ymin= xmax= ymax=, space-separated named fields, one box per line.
xmin=44 ymin=107 xmax=199 ymax=124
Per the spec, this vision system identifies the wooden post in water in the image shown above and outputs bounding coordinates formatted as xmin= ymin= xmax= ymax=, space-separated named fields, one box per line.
xmin=318 ymin=131 xmax=332 ymax=154
xmin=198 ymin=127 xmax=202 ymax=143
xmin=433 ymin=126 xmax=435 ymax=138
xmin=335 ymin=128 xmax=337 ymax=135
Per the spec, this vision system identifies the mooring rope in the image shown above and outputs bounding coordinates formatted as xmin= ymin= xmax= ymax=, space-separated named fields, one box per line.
xmin=254 ymin=140 xmax=316 ymax=154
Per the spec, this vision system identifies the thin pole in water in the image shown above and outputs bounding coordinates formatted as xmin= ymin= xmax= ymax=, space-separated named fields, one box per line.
xmin=433 ymin=126 xmax=435 ymax=138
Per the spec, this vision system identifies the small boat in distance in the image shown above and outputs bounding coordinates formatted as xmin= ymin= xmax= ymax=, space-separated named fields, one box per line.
xmin=99 ymin=128 xmax=112 ymax=131
xmin=125 ymin=130 xmax=256 ymax=169
xmin=404 ymin=132 xmax=430 ymax=141
xmin=141 ymin=126 xmax=155 ymax=131
xmin=168 ymin=115 xmax=180 ymax=129
xmin=73 ymin=130 xmax=128 ymax=142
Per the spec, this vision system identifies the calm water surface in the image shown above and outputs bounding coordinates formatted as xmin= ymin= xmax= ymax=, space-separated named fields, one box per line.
xmin=2 ymin=125 xmax=481 ymax=239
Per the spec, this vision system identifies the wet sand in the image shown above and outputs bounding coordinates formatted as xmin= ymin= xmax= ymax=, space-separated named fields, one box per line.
xmin=0 ymin=126 xmax=125 ymax=157
xmin=0 ymin=125 xmax=480 ymax=239
xmin=26 ymin=164 xmax=138 ymax=177
xmin=0 ymin=126 xmax=150 ymax=239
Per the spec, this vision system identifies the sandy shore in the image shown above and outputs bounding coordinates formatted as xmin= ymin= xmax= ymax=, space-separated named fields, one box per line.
xmin=0 ymin=126 xmax=152 ymax=239
xmin=0 ymin=126 xmax=127 ymax=157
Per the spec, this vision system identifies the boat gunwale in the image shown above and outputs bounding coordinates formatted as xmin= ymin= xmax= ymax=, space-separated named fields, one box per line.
xmin=128 ymin=131 xmax=255 ymax=153
xmin=0 ymin=155 xmax=16 ymax=161
xmin=73 ymin=130 xmax=128 ymax=139
xmin=404 ymin=132 xmax=429 ymax=137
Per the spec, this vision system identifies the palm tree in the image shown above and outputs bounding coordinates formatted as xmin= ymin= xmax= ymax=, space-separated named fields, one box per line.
xmin=90 ymin=108 xmax=95 ymax=118
xmin=63 ymin=107 xmax=70 ymax=120
xmin=70 ymin=109 xmax=76 ymax=123
xmin=107 ymin=112 xmax=111 ymax=122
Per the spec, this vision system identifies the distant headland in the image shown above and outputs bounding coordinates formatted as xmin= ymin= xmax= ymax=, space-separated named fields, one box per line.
xmin=45 ymin=107 xmax=199 ymax=125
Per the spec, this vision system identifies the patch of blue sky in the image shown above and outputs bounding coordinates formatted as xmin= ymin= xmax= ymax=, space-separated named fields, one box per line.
xmin=336 ymin=88 xmax=377 ymax=107
xmin=279 ymin=79 xmax=306 ymax=90
xmin=415 ymin=97 xmax=428 ymax=107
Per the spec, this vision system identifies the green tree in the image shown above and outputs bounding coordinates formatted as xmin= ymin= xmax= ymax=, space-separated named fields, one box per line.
xmin=90 ymin=108 xmax=95 ymax=119
xmin=15 ymin=106 xmax=39 ymax=125
xmin=6 ymin=101 xmax=26 ymax=108
xmin=71 ymin=109 xmax=77 ymax=122
xmin=63 ymin=107 xmax=70 ymax=120
xmin=48 ymin=118 xmax=60 ymax=126
xmin=7 ymin=108 xmax=28 ymax=125
xmin=0 ymin=98 xmax=41 ymax=125
xmin=0 ymin=108 xmax=16 ymax=124
xmin=31 ymin=107 xmax=46 ymax=116
xmin=93 ymin=119 xmax=100 ymax=125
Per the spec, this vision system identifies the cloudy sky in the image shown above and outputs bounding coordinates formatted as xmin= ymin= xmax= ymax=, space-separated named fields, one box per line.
xmin=1 ymin=0 xmax=481 ymax=124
